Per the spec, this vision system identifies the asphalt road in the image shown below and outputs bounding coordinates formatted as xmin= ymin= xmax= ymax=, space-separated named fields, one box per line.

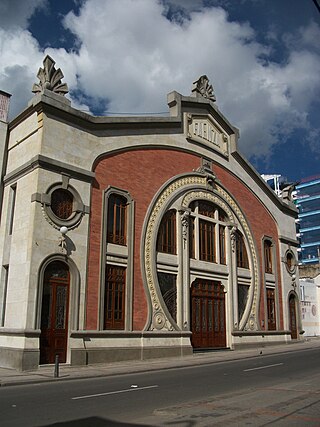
xmin=1 ymin=347 xmax=320 ymax=426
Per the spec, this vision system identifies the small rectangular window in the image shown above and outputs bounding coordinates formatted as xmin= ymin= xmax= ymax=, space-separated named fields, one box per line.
xmin=157 ymin=210 xmax=176 ymax=254
xmin=157 ymin=272 xmax=177 ymax=322
xmin=219 ymin=225 xmax=226 ymax=264
xmin=189 ymin=217 xmax=195 ymax=259
xmin=236 ymin=231 xmax=249 ymax=268
xmin=267 ymin=288 xmax=276 ymax=330
xmin=264 ymin=240 xmax=273 ymax=273
xmin=199 ymin=219 xmax=215 ymax=262
xmin=104 ymin=265 xmax=126 ymax=330
xmin=107 ymin=194 xmax=127 ymax=246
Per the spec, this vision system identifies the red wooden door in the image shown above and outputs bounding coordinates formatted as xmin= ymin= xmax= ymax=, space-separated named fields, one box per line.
xmin=40 ymin=262 xmax=70 ymax=364
xmin=289 ymin=295 xmax=298 ymax=339
xmin=191 ymin=280 xmax=226 ymax=348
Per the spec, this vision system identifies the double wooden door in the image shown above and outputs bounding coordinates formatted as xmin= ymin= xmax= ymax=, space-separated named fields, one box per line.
xmin=40 ymin=261 xmax=70 ymax=364
xmin=191 ymin=280 xmax=226 ymax=349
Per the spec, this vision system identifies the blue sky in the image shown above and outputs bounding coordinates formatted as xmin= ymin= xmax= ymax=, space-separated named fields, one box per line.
xmin=0 ymin=0 xmax=319 ymax=183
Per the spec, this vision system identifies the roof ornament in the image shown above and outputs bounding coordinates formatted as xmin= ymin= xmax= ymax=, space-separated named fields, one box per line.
xmin=32 ymin=55 xmax=69 ymax=96
xmin=191 ymin=75 xmax=216 ymax=102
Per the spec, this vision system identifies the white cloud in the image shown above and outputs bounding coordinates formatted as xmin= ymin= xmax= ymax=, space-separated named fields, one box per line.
xmin=0 ymin=0 xmax=319 ymax=163
xmin=0 ymin=0 xmax=47 ymax=30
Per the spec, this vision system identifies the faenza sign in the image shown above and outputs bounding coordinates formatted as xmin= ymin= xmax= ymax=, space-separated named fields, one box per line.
xmin=192 ymin=120 xmax=219 ymax=145
xmin=185 ymin=113 xmax=228 ymax=157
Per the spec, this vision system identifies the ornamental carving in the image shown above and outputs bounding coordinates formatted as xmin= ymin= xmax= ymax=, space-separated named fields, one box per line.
xmin=214 ymin=185 xmax=260 ymax=331
xmin=142 ymin=172 xmax=260 ymax=333
xmin=179 ymin=209 xmax=190 ymax=246
xmin=191 ymin=75 xmax=216 ymax=102
xmin=32 ymin=55 xmax=69 ymax=96
xmin=229 ymin=226 xmax=238 ymax=253
xmin=143 ymin=175 xmax=206 ymax=331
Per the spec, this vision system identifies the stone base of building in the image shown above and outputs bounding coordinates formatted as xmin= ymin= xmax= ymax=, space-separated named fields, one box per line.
xmin=0 ymin=330 xmax=303 ymax=370
xmin=70 ymin=345 xmax=193 ymax=366
xmin=231 ymin=330 xmax=298 ymax=349
xmin=69 ymin=330 xmax=193 ymax=366
xmin=0 ymin=328 xmax=41 ymax=370
xmin=0 ymin=347 xmax=39 ymax=371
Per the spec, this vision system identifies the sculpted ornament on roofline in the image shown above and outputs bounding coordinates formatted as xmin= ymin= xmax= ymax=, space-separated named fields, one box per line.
xmin=191 ymin=75 xmax=216 ymax=102
xmin=32 ymin=55 xmax=69 ymax=96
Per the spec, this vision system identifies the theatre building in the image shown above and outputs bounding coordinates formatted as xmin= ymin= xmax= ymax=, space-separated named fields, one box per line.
xmin=0 ymin=57 xmax=301 ymax=370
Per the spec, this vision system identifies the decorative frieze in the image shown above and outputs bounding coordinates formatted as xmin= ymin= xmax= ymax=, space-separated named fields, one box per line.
xmin=185 ymin=113 xmax=229 ymax=157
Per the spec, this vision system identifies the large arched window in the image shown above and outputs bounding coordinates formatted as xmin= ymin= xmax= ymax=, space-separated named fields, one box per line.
xmin=189 ymin=201 xmax=227 ymax=264
xmin=157 ymin=210 xmax=176 ymax=254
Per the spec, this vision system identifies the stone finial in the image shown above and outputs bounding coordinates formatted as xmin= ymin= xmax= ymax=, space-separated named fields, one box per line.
xmin=191 ymin=75 xmax=216 ymax=102
xmin=32 ymin=55 xmax=69 ymax=96
xmin=281 ymin=184 xmax=296 ymax=203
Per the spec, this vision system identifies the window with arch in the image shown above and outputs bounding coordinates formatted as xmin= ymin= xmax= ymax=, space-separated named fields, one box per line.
xmin=157 ymin=210 xmax=176 ymax=254
xmin=236 ymin=231 xmax=249 ymax=269
xmin=264 ymin=239 xmax=273 ymax=273
xmin=189 ymin=200 xmax=227 ymax=264
xmin=107 ymin=194 xmax=127 ymax=246
xmin=103 ymin=188 xmax=134 ymax=331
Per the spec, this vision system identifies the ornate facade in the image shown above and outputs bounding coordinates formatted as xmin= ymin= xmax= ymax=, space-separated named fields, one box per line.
xmin=0 ymin=57 xmax=301 ymax=370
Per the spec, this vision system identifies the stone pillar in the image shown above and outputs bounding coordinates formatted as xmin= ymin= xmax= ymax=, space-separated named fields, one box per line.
xmin=179 ymin=209 xmax=191 ymax=331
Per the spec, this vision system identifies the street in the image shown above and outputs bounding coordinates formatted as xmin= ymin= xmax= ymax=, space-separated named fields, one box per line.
xmin=1 ymin=347 xmax=320 ymax=426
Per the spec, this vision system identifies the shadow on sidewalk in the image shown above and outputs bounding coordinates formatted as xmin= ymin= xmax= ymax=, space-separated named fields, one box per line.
xmin=41 ymin=416 xmax=154 ymax=426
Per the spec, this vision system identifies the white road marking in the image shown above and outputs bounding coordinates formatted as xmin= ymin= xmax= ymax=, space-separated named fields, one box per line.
xmin=72 ymin=384 xmax=159 ymax=400
xmin=243 ymin=363 xmax=284 ymax=372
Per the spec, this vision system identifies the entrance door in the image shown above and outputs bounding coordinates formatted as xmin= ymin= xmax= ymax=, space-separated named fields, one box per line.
xmin=191 ymin=279 xmax=226 ymax=348
xmin=40 ymin=261 xmax=70 ymax=364
xmin=289 ymin=294 xmax=298 ymax=339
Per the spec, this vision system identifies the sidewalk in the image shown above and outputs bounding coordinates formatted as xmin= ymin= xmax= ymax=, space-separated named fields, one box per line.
xmin=1 ymin=338 xmax=319 ymax=387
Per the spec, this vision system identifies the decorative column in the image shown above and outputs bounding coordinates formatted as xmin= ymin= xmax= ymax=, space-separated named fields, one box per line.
xmin=179 ymin=209 xmax=191 ymax=331
xmin=228 ymin=225 xmax=238 ymax=331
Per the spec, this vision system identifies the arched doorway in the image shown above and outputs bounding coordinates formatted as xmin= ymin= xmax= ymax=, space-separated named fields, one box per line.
xmin=191 ymin=279 xmax=226 ymax=348
xmin=289 ymin=294 xmax=298 ymax=339
xmin=40 ymin=261 xmax=70 ymax=364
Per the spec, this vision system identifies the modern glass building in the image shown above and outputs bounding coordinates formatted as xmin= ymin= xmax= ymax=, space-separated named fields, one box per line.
xmin=295 ymin=175 xmax=320 ymax=265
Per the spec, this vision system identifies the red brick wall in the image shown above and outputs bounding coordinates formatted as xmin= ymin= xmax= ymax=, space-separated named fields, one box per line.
xmin=86 ymin=148 xmax=283 ymax=331
xmin=86 ymin=149 xmax=200 ymax=330
xmin=215 ymin=164 xmax=283 ymax=329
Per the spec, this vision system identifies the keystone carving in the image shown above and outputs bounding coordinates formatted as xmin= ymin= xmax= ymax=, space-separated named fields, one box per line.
xmin=191 ymin=75 xmax=216 ymax=102
xmin=32 ymin=55 xmax=69 ymax=96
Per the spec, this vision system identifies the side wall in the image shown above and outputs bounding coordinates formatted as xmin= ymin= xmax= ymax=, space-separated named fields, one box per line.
xmin=86 ymin=148 xmax=282 ymax=332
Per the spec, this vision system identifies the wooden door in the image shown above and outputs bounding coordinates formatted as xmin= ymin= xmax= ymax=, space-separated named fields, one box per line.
xmin=289 ymin=295 xmax=298 ymax=339
xmin=191 ymin=280 xmax=226 ymax=348
xmin=40 ymin=261 xmax=70 ymax=364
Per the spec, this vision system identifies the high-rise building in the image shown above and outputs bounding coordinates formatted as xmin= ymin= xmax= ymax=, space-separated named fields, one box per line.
xmin=295 ymin=176 xmax=320 ymax=265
